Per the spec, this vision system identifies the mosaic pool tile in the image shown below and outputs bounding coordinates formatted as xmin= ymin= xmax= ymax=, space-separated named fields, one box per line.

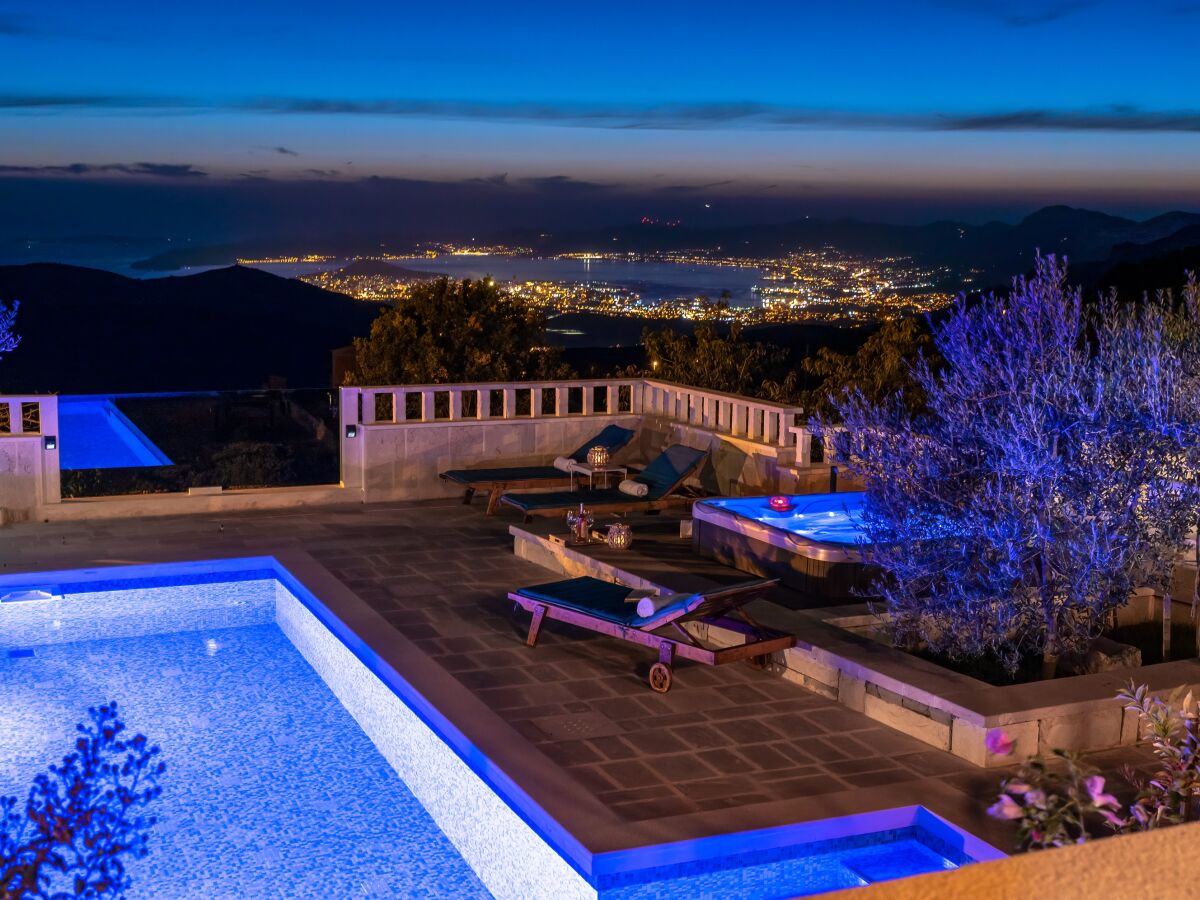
xmin=0 ymin=622 xmax=490 ymax=899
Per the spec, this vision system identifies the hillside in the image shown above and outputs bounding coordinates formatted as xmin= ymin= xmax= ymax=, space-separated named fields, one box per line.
xmin=0 ymin=264 xmax=381 ymax=393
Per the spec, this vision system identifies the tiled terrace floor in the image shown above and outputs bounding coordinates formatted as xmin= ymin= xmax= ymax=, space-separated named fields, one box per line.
xmin=0 ymin=499 xmax=1149 ymax=853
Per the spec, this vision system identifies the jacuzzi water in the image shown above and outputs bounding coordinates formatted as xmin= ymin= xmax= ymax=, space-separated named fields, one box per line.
xmin=57 ymin=397 xmax=171 ymax=470
xmin=701 ymin=492 xmax=868 ymax=545
xmin=0 ymin=560 xmax=993 ymax=898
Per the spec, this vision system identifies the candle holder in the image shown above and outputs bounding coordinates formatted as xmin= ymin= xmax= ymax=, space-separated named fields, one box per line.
xmin=768 ymin=495 xmax=793 ymax=512
xmin=606 ymin=523 xmax=633 ymax=550
xmin=586 ymin=445 xmax=610 ymax=467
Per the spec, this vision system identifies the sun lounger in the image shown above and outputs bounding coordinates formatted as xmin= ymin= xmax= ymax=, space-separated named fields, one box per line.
xmin=509 ymin=575 xmax=791 ymax=692
xmin=498 ymin=443 xmax=708 ymax=520
xmin=439 ymin=423 xmax=636 ymax=514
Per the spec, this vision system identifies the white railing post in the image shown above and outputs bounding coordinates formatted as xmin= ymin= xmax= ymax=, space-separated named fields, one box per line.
xmin=608 ymin=383 xmax=620 ymax=416
xmin=502 ymin=387 xmax=516 ymax=420
xmin=420 ymin=389 xmax=434 ymax=422
xmin=555 ymin=385 xmax=569 ymax=417
xmin=449 ymin=388 xmax=463 ymax=421
xmin=583 ymin=384 xmax=595 ymax=416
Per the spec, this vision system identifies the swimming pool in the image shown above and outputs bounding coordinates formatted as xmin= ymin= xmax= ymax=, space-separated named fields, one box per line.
xmin=0 ymin=558 xmax=997 ymax=898
xmin=693 ymin=492 xmax=871 ymax=597
xmin=57 ymin=397 xmax=172 ymax=469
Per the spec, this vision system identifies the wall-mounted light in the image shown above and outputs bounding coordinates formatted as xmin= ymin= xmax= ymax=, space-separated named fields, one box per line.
xmin=43 ymin=435 xmax=57 ymax=451
xmin=345 ymin=424 xmax=358 ymax=439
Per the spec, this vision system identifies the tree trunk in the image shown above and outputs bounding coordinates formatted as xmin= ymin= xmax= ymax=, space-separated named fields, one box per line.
xmin=1041 ymin=649 xmax=1058 ymax=680
xmin=1163 ymin=592 xmax=1173 ymax=662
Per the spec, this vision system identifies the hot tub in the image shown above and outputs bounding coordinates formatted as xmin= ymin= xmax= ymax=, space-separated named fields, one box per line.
xmin=693 ymin=492 xmax=872 ymax=598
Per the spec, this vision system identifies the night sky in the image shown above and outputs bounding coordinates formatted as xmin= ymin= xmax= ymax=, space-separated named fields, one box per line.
xmin=2 ymin=0 xmax=1199 ymax=240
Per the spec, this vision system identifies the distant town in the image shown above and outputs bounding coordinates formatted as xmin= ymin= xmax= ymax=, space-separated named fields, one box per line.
xmin=284 ymin=244 xmax=961 ymax=325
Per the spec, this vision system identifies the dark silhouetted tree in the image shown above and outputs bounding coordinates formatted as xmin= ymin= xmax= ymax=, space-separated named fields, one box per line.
xmin=639 ymin=322 xmax=797 ymax=402
xmin=803 ymin=317 xmax=936 ymax=418
xmin=347 ymin=278 xmax=569 ymax=385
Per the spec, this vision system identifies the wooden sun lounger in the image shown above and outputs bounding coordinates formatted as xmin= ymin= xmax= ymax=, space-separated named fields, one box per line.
xmin=498 ymin=444 xmax=708 ymax=521
xmin=509 ymin=576 xmax=791 ymax=692
xmin=439 ymin=424 xmax=635 ymax=514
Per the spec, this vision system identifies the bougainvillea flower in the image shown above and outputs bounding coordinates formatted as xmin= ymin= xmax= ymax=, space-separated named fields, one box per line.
xmin=985 ymin=729 xmax=1015 ymax=756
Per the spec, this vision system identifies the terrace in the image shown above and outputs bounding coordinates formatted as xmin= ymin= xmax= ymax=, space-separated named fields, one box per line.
xmin=0 ymin=378 xmax=1189 ymax=897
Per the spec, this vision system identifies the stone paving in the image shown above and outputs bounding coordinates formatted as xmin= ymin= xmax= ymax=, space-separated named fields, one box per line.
xmin=0 ymin=499 xmax=1149 ymax=851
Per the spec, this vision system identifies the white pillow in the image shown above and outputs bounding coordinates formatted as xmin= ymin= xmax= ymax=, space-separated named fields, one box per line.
xmin=552 ymin=456 xmax=575 ymax=472
xmin=636 ymin=592 xmax=692 ymax=618
xmin=619 ymin=479 xmax=649 ymax=497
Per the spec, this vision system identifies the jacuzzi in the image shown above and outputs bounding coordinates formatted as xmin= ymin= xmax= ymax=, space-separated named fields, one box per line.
xmin=693 ymin=492 xmax=873 ymax=598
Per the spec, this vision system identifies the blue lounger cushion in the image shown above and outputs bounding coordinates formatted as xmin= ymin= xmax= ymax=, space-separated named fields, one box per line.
xmin=441 ymin=465 xmax=567 ymax=486
xmin=500 ymin=443 xmax=708 ymax=511
xmin=514 ymin=577 xmax=702 ymax=630
xmin=440 ymin=424 xmax=636 ymax=484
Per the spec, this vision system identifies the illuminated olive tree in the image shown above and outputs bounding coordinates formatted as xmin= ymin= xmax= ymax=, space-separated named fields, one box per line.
xmin=0 ymin=300 xmax=18 ymax=362
xmin=820 ymin=255 xmax=1200 ymax=675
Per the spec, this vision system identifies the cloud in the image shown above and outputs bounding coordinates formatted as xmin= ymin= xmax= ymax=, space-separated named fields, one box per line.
xmin=303 ymin=168 xmax=339 ymax=177
xmin=273 ymin=146 xmax=298 ymax=156
xmin=0 ymin=161 xmax=206 ymax=178
xmin=5 ymin=92 xmax=1200 ymax=134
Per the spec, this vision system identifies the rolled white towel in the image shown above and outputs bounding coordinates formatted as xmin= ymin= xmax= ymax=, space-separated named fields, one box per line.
xmin=619 ymin=478 xmax=649 ymax=497
xmin=552 ymin=456 xmax=575 ymax=472
xmin=636 ymin=592 xmax=692 ymax=619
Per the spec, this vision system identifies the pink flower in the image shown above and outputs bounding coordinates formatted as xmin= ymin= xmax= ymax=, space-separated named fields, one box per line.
xmin=987 ymin=794 xmax=1024 ymax=820
xmin=1023 ymin=789 xmax=1046 ymax=807
xmin=1084 ymin=775 xmax=1120 ymax=810
xmin=1098 ymin=809 xmax=1125 ymax=828
xmin=985 ymin=729 xmax=1015 ymax=756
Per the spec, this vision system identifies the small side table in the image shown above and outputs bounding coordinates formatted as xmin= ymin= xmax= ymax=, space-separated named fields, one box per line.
xmin=569 ymin=462 xmax=628 ymax=491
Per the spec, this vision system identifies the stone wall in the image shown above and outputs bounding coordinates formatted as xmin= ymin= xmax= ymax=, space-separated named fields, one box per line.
xmin=0 ymin=436 xmax=57 ymax=524
xmin=342 ymin=414 xmax=643 ymax=502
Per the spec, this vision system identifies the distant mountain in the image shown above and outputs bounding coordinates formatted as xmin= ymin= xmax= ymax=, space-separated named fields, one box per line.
xmin=0 ymin=264 xmax=380 ymax=393
xmin=509 ymin=205 xmax=1200 ymax=280
xmin=333 ymin=259 xmax=445 ymax=280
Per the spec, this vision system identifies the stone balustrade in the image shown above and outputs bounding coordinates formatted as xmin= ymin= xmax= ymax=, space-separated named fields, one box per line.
xmin=346 ymin=378 xmax=803 ymax=448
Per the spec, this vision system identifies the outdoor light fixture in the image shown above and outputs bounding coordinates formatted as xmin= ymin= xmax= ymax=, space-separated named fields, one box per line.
xmin=768 ymin=495 xmax=792 ymax=512
xmin=606 ymin=523 xmax=633 ymax=550
xmin=586 ymin=445 xmax=610 ymax=467
xmin=43 ymin=435 xmax=57 ymax=451
xmin=345 ymin=424 xmax=357 ymax=439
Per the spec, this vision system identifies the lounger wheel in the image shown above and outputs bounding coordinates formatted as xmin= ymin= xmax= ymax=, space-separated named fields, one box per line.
xmin=648 ymin=662 xmax=673 ymax=693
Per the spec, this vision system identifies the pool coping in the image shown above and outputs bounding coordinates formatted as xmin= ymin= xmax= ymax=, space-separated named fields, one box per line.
xmin=0 ymin=552 xmax=1006 ymax=886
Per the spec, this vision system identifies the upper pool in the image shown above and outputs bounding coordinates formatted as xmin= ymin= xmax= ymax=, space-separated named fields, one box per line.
xmin=57 ymin=397 xmax=172 ymax=470
xmin=0 ymin=557 xmax=997 ymax=898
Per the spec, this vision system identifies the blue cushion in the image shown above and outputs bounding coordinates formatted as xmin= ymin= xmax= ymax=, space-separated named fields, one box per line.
xmin=516 ymin=576 xmax=699 ymax=629
xmin=441 ymin=466 xmax=565 ymax=485
xmin=631 ymin=444 xmax=708 ymax=499
xmin=567 ymin=424 xmax=636 ymax=462
xmin=501 ymin=488 xmax=626 ymax=511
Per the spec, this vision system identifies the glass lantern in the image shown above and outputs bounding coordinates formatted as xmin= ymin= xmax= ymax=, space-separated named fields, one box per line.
xmin=607 ymin=523 xmax=633 ymax=550
xmin=586 ymin=445 xmax=610 ymax=467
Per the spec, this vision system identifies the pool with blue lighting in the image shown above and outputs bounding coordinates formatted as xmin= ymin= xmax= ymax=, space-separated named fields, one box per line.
xmin=57 ymin=397 xmax=171 ymax=469
xmin=698 ymin=492 xmax=868 ymax=547
xmin=0 ymin=558 xmax=996 ymax=898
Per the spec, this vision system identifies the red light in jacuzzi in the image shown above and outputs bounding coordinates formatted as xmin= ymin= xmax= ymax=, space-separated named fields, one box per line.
xmin=768 ymin=495 xmax=793 ymax=512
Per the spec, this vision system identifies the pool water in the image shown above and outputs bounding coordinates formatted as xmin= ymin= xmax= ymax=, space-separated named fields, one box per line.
xmin=57 ymin=397 xmax=171 ymax=469
xmin=1 ymin=617 xmax=490 ymax=897
xmin=0 ymin=563 xmax=990 ymax=899
xmin=701 ymin=492 xmax=868 ymax=545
